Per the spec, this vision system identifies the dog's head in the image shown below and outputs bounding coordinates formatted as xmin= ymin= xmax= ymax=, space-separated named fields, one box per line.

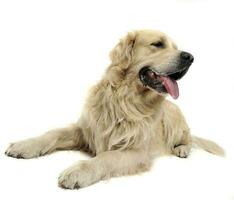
xmin=109 ymin=30 xmax=194 ymax=99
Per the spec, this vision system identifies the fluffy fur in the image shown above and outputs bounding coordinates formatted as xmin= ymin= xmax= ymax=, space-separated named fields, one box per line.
xmin=5 ymin=30 xmax=224 ymax=189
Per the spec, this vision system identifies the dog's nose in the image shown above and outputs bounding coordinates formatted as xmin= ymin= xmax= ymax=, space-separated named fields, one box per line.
xmin=180 ymin=51 xmax=194 ymax=63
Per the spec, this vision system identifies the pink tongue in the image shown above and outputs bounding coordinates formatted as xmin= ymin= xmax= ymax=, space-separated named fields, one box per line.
xmin=160 ymin=76 xmax=179 ymax=99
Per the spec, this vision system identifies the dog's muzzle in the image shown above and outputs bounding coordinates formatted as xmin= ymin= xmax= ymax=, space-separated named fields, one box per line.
xmin=139 ymin=51 xmax=194 ymax=99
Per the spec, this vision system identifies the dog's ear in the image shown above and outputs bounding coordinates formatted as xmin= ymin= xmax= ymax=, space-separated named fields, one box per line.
xmin=109 ymin=32 xmax=136 ymax=69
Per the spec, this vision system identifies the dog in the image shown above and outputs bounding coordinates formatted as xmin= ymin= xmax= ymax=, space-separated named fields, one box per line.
xmin=5 ymin=29 xmax=224 ymax=189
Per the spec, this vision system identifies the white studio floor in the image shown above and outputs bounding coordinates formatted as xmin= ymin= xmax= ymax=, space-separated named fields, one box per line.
xmin=1 ymin=143 xmax=233 ymax=200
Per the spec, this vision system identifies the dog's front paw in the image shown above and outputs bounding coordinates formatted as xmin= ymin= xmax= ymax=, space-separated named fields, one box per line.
xmin=5 ymin=138 xmax=50 ymax=159
xmin=173 ymin=145 xmax=190 ymax=158
xmin=58 ymin=162 xmax=98 ymax=189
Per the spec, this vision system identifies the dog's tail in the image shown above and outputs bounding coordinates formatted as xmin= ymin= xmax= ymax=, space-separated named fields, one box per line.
xmin=192 ymin=136 xmax=225 ymax=156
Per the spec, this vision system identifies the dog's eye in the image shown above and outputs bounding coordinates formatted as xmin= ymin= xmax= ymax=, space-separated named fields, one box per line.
xmin=151 ymin=41 xmax=164 ymax=48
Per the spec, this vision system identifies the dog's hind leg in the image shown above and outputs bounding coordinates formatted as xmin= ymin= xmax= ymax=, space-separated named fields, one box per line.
xmin=5 ymin=124 xmax=84 ymax=159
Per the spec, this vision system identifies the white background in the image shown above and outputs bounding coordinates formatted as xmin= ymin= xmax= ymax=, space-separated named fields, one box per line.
xmin=0 ymin=0 xmax=234 ymax=199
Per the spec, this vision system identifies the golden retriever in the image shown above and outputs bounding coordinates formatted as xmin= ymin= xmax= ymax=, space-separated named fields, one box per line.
xmin=5 ymin=29 xmax=224 ymax=189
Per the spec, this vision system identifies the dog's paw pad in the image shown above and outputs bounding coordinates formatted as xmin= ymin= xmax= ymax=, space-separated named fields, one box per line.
xmin=173 ymin=145 xmax=190 ymax=158
xmin=58 ymin=162 xmax=95 ymax=189
xmin=5 ymin=139 xmax=45 ymax=159
xmin=5 ymin=143 xmax=25 ymax=158
xmin=58 ymin=170 xmax=81 ymax=189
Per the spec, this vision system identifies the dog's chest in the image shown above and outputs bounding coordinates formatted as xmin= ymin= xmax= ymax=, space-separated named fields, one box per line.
xmin=82 ymin=84 xmax=164 ymax=154
xmin=85 ymin=104 xmax=161 ymax=154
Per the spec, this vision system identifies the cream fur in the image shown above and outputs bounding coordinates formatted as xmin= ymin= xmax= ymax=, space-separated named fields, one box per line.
xmin=5 ymin=30 xmax=224 ymax=189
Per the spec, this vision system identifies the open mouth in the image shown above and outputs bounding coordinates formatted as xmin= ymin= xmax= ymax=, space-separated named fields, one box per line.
xmin=139 ymin=66 xmax=189 ymax=99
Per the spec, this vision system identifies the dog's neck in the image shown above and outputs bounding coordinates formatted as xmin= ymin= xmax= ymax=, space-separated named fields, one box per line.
xmin=97 ymin=69 xmax=165 ymax=121
xmin=106 ymin=64 xmax=165 ymax=106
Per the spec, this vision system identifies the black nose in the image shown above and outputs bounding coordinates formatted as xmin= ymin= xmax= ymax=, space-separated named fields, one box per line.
xmin=180 ymin=51 xmax=194 ymax=63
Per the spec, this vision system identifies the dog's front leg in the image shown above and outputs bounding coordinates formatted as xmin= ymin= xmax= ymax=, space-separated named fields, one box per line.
xmin=172 ymin=130 xmax=192 ymax=158
xmin=58 ymin=150 xmax=151 ymax=189
xmin=5 ymin=124 xmax=84 ymax=159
